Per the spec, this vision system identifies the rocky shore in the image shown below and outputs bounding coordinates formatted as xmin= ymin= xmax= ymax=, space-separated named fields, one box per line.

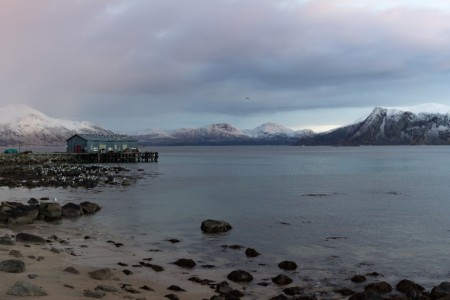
xmin=1 ymin=216 xmax=450 ymax=299
xmin=0 ymin=163 xmax=142 ymax=189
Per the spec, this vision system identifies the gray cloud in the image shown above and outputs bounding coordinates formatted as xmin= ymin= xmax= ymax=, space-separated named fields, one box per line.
xmin=1 ymin=0 xmax=450 ymax=130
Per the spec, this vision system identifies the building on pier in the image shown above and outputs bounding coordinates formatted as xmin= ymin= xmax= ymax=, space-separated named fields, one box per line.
xmin=66 ymin=134 xmax=138 ymax=153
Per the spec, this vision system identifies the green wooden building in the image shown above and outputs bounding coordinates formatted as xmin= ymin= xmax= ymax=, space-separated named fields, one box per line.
xmin=66 ymin=134 xmax=138 ymax=153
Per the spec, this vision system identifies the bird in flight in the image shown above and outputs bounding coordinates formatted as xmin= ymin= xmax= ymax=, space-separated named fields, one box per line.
xmin=245 ymin=97 xmax=250 ymax=100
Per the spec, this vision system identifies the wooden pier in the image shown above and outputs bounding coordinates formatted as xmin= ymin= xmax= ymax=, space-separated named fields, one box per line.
xmin=72 ymin=151 xmax=158 ymax=163
xmin=0 ymin=151 xmax=158 ymax=165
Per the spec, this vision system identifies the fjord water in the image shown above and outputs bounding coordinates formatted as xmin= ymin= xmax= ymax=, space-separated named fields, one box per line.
xmin=5 ymin=146 xmax=450 ymax=289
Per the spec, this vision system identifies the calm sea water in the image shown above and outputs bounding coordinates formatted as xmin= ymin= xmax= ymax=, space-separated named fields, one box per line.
xmin=4 ymin=146 xmax=450 ymax=291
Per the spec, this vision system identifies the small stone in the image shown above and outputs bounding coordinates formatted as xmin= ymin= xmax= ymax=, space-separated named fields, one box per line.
xmin=278 ymin=260 xmax=297 ymax=271
xmin=95 ymin=285 xmax=120 ymax=292
xmin=166 ymin=239 xmax=181 ymax=244
xmin=167 ymin=285 xmax=186 ymax=292
xmin=173 ymin=258 xmax=196 ymax=268
xmin=351 ymin=275 xmax=367 ymax=283
xmin=165 ymin=294 xmax=179 ymax=300
xmin=123 ymin=286 xmax=141 ymax=294
xmin=84 ymin=289 xmax=106 ymax=298
xmin=365 ymin=281 xmax=393 ymax=294
xmin=270 ymin=294 xmax=289 ymax=300
xmin=9 ymin=250 xmax=23 ymax=258
xmin=272 ymin=274 xmax=293 ymax=286
xmin=140 ymin=285 xmax=155 ymax=291
xmin=335 ymin=288 xmax=355 ymax=296
xmin=123 ymin=269 xmax=133 ymax=275
xmin=200 ymin=219 xmax=232 ymax=233
xmin=64 ymin=266 xmax=80 ymax=274
xmin=245 ymin=248 xmax=260 ymax=257
xmin=283 ymin=286 xmax=303 ymax=296
xmin=396 ymin=279 xmax=425 ymax=294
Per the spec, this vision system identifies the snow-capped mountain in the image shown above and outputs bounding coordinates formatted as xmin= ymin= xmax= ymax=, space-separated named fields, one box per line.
xmin=135 ymin=122 xmax=314 ymax=146
xmin=0 ymin=104 xmax=113 ymax=146
xmin=245 ymin=122 xmax=314 ymax=138
xmin=299 ymin=106 xmax=450 ymax=145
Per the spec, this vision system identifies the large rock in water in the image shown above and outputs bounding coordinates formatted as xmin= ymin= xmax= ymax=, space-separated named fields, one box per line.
xmin=6 ymin=204 xmax=39 ymax=225
xmin=201 ymin=219 xmax=232 ymax=233
xmin=80 ymin=201 xmax=101 ymax=214
xmin=61 ymin=203 xmax=83 ymax=218
xmin=39 ymin=202 xmax=62 ymax=219
xmin=431 ymin=282 xmax=450 ymax=299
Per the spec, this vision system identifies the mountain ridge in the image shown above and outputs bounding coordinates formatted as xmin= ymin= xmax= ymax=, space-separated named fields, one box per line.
xmin=0 ymin=104 xmax=113 ymax=146
xmin=3 ymin=104 xmax=450 ymax=146
xmin=299 ymin=106 xmax=450 ymax=145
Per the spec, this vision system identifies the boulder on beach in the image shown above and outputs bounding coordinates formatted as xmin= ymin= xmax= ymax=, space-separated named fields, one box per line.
xmin=15 ymin=233 xmax=46 ymax=244
xmin=227 ymin=270 xmax=254 ymax=283
xmin=0 ymin=235 xmax=15 ymax=245
xmin=272 ymin=274 xmax=293 ymax=286
xmin=7 ymin=281 xmax=47 ymax=296
xmin=0 ymin=259 xmax=26 ymax=273
xmin=88 ymin=268 xmax=114 ymax=280
xmin=173 ymin=258 xmax=196 ymax=268
xmin=200 ymin=219 xmax=232 ymax=234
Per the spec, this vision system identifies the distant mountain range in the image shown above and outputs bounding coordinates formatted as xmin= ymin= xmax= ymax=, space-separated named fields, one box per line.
xmin=299 ymin=106 xmax=450 ymax=145
xmin=133 ymin=123 xmax=314 ymax=146
xmin=2 ymin=104 xmax=450 ymax=147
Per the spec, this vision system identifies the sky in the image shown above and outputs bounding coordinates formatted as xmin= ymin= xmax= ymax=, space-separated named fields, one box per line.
xmin=2 ymin=0 xmax=450 ymax=133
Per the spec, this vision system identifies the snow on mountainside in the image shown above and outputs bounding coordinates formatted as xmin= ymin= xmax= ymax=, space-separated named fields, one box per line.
xmin=134 ymin=122 xmax=314 ymax=145
xmin=300 ymin=105 xmax=450 ymax=145
xmin=245 ymin=122 xmax=314 ymax=138
xmin=0 ymin=104 xmax=112 ymax=146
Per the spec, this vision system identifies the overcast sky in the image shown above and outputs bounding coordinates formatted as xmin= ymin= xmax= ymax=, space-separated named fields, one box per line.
xmin=2 ymin=0 xmax=450 ymax=132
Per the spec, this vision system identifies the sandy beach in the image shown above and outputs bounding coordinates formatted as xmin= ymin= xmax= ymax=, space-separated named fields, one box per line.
xmin=0 ymin=224 xmax=216 ymax=300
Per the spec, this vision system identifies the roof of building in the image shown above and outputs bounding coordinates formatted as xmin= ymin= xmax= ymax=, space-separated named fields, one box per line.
xmin=67 ymin=134 xmax=138 ymax=142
